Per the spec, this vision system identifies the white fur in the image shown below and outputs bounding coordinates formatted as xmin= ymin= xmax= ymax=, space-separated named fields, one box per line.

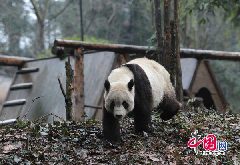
xmin=104 ymin=68 xmax=135 ymax=119
xmin=127 ymin=57 xmax=175 ymax=108
xmin=107 ymin=67 xmax=134 ymax=85
xmin=104 ymin=57 xmax=175 ymax=118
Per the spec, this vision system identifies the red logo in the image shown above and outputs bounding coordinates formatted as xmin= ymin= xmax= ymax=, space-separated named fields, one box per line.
xmin=187 ymin=130 xmax=227 ymax=156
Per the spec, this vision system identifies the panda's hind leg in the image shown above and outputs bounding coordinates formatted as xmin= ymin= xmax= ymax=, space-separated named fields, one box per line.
xmin=159 ymin=95 xmax=180 ymax=121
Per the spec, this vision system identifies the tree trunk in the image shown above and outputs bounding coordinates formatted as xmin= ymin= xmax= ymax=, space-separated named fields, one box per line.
xmin=65 ymin=56 xmax=73 ymax=120
xmin=8 ymin=33 xmax=21 ymax=55
xmin=154 ymin=0 xmax=164 ymax=63
xmin=163 ymin=0 xmax=171 ymax=72
xmin=174 ymin=0 xmax=183 ymax=102
xmin=170 ymin=21 xmax=176 ymax=86
xmin=36 ymin=20 xmax=45 ymax=54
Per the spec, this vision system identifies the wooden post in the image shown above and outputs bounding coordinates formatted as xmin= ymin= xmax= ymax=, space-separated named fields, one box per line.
xmin=72 ymin=48 xmax=85 ymax=121
xmin=116 ymin=53 xmax=129 ymax=67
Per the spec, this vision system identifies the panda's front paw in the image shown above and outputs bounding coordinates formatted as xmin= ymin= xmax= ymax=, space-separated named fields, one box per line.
xmin=103 ymin=133 xmax=121 ymax=143
xmin=135 ymin=127 xmax=154 ymax=137
xmin=103 ymin=138 xmax=122 ymax=148
xmin=134 ymin=130 xmax=144 ymax=136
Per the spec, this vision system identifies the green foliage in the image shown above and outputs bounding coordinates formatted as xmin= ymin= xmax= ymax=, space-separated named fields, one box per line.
xmin=0 ymin=0 xmax=30 ymax=56
xmin=179 ymin=0 xmax=240 ymax=113
xmin=36 ymin=49 xmax=53 ymax=59
xmin=15 ymin=120 xmax=30 ymax=129
xmin=181 ymin=0 xmax=240 ymax=25
xmin=36 ymin=35 xmax=110 ymax=58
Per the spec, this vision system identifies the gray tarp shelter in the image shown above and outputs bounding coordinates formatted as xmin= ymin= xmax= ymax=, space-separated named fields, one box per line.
xmin=0 ymin=54 xmax=227 ymax=121
xmin=0 ymin=52 xmax=115 ymax=121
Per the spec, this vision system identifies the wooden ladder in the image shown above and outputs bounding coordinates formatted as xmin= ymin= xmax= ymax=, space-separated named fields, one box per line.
xmin=3 ymin=67 xmax=39 ymax=108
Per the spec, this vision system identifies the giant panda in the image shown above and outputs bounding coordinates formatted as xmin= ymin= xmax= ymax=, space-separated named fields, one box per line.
xmin=103 ymin=57 xmax=180 ymax=142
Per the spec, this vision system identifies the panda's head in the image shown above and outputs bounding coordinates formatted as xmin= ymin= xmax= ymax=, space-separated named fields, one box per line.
xmin=104 ymin=79 xmax=135 ymax=120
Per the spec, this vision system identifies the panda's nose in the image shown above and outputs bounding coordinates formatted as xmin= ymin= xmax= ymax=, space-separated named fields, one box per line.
xmin=115 ymin=115 xmax=123 ymax=120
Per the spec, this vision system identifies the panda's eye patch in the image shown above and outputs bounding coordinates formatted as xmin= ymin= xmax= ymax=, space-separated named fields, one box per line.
xmin=110 ymin=101 xmax=115 ymax=110
xmin=122 ymin=101 xmax=129 ymax=109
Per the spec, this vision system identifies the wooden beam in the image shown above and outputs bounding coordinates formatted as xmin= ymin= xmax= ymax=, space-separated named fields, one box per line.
xmin=0 ymin=55 xmax=31 ymax=66
xmin=53 ymin=39 xmax=155 ymax=54
xmin=180 ymin=48 xmax=240 ymax=61
xmin=10 ymin=83 xmax=33 ymax=90
xmin=17 ymin=67 xmax=39 ymax=74
xmin=53 ymin=39 xmax=240 ymax=61
xmin=0 ymin=119 xmax=17 ymax=126
xmin=3 ymin=99 xmax=26 ymax=107
xmin=84 ymin=105 xmax=102 ymax=109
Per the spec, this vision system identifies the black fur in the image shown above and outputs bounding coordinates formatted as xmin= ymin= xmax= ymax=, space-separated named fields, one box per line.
xmin=159 ymin=95 xmax=180 ymax=120
xmin=103 ymin=63 xmax=180 ymax=142
xmin=103 ymin=101 xmax=121 ymax=142
xmin=128 ymin=79 xmax=134 ymax=91
xmin=125 ymin=64 xmax=152 ymax=133
xmin=104 ymin=80 xmax=110 ymax=92
xmin=103 ymin=64 xmax=152 ymax=142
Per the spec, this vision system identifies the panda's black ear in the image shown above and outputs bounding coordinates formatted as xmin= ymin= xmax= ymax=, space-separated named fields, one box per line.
xmin=128 ymin=79 xmax=134 ymax=91
xmin=104 ymin=80 xmax=110 ymax=92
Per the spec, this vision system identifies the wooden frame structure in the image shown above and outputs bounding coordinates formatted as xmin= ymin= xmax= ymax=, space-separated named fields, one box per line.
xmin=1 ymin=40 xmax=240 ymax=67
xmin=1 ymin=40 xmax=240 ymax=120
xmin=51 ymin=39 xmax=240 ymax=120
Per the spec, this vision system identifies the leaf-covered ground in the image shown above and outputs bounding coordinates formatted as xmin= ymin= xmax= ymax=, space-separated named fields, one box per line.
xmin=0 ymin=103 xmax=239 ymax=164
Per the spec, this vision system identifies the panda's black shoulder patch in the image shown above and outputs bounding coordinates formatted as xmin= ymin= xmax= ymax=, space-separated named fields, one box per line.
xmin=124 ymin=64 xmax=152 ymax=108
